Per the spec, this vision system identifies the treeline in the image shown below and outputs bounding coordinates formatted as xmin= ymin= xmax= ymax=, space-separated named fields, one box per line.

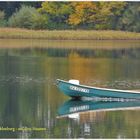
xmin=0 ymin=2 xmax=140 ymax=32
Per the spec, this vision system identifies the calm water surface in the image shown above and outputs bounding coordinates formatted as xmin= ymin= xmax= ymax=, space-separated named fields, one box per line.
xmin=0 ymin=40 xmax=140 ymax=138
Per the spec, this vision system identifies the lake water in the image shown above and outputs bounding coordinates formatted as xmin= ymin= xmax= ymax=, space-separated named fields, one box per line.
xmin=0 ymin=39 xmax=140 ymax=138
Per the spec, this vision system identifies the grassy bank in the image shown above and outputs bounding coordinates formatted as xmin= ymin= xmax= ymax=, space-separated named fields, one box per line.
xmin=0 ymin=28 xmax=140 ymax=40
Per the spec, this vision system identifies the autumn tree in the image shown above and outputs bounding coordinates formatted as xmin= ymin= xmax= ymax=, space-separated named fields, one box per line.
xmin=68 ymin=2 xmax=126 ymax=29
xmin=38 ymin=2 xmax=73 ymax=29
xmin=0 ymin=1 xmax=139 ymax=31
xmin=68 ymin=2 xmax=97 ymax=27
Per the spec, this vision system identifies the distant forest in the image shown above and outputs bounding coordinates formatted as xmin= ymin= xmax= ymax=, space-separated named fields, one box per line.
xmin=0 ymin=2 xmax=140 ymax=32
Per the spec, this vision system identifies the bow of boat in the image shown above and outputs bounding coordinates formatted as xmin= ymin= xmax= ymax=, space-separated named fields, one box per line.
xmin=56 ymin=79 xmax=140 ymax=99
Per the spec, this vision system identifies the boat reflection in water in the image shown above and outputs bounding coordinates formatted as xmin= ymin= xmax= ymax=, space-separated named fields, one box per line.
xmin=57 ymin=100 xmax=140 ymax=122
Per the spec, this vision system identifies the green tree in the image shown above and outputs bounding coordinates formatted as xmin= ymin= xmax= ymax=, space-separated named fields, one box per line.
xmin=0 ymin=1 xmax=138 ymax=32
xmin=0 ymin=10 xmax=6 ymax=27
xmin=32 ymin=14 xmax=49 ymax=29
xmin=0 ymin=2 xmax=21 ymax=18
xmin=95 ymin=2 xmax=126 ymax=29
xmin=0 ymin=2 xmax=41 ymax=18
xmin=38 ymin=2 xmax=73 ymax=29
xmin=8 ymin=5 xmax=44 ymax=29
xmin=0 ymin=10 xmax=5 ymax=21
xmin=117 ymin=3 xmax=140 ymax=32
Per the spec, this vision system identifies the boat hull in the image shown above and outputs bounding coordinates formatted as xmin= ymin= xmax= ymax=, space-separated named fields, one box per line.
xmin=57 ymin=79 xmax=140 ymax=99
xmin=58 ymin=100 xmax=140 ymax=117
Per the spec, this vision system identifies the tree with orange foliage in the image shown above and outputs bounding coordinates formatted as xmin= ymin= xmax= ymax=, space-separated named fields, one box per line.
xmin=68 ymin=2 xmax=97 ymax=26
xmin=68 ymin=2 xmax=126 ymax=29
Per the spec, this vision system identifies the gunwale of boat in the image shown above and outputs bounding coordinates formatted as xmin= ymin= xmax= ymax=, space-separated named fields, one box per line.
xmin=57 ymin=79 xmax=140 ymax=94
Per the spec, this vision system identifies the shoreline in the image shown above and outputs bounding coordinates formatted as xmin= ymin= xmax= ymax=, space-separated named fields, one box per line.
xmin=0 ymin=28 xmax=140 ymax=40
xmin=0 ymin=39 xmax=140 ymax=49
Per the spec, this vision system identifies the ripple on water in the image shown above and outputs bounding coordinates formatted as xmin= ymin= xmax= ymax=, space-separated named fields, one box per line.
xmin=0 ymin=76 xmax=140 ymax=90
xmin=0 ymin=75 xmax=56 ymax=86
xmin=84 ymin=79 xmax=140 ymax=90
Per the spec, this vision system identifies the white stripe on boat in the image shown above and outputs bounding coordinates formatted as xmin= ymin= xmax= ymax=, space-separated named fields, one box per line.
xmin=57 ymin=79 xmax=140 ymax=94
